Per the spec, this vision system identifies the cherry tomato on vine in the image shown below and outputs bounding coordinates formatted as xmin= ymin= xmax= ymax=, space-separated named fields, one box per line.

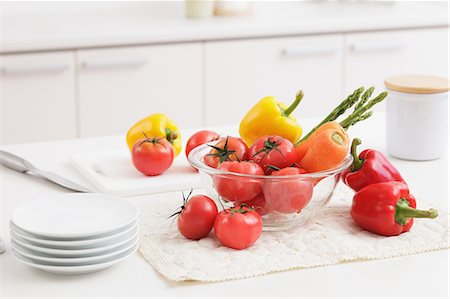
xmin=185 ymin=130 xmax=220 ymax=158
xmin=249 ymin=135 xmax=297 ymax=174
xmin=214 ymin=205 xmax=262 ymax=250
xmin=204 ymin=136 xmax=249 ymax=169
xmin=264 ymin=167 xmax=313 ymax=214
xmin=213 ymin=161 xmax=264 ymax=202
xmin=172 ymin=190 xmax=218 ymax=240
xmin=131 ymin=136 xmax=174 ymax=176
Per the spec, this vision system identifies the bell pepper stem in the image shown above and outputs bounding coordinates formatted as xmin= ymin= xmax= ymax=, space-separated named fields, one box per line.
xmin=395 ymin=198 xmax=438 ymax=225
xmin=165 ymin=128 xmax=178 ymax=144
xmin=283 ymin=90 xmax=304 ymax=117
xmin=350 ymin=138 xmax=364 ymax=172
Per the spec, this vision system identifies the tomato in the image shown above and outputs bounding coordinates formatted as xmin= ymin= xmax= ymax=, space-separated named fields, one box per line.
xmin=185 ymin=130 xmax=220 ymax=158
xmin=263 ymin=167 xmax=313 ymax=214
xmin=213 ymin=161 xmax=264 ymax=202
xmin=249 ymin=135 xmax=297 ymax=174
xmin=176 ymin=192 xmax=218 ymax=240
xmin=243 ymin=193 xmax=271 ymax=216
xmin=214 ymin=205 xmax=262 ymax=250
xmin=204 ymin=136 xmax=249 ymax=169
xmin=131 ymin=137 xmax=174 ymax=176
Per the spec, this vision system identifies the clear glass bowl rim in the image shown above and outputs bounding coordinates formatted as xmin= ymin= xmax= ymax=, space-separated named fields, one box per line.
xmin=188 ymin=142 xmax=354 ymax=179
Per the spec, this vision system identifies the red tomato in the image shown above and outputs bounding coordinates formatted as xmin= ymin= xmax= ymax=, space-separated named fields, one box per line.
xmin=177 ymin=193 xmax=218 ymax=240
xmin=214 ymin=206 xmax=262 ymax=250
xmin=131 ymin=137 xmax=174 ymax=176
xmin=204 ymin=136 xmax=249 ymax=169
xmin=185 ymin=130 xmax=220 ymax=158
xmin=243 ymin=193 xmax=271 ymax=216
xmin=263 ymin=167 xmax=314 ymax=214
xmin=249 ymin=135 xmax=297 ymax=174
xmin=213 ymin=161 xmax=264 ymax=202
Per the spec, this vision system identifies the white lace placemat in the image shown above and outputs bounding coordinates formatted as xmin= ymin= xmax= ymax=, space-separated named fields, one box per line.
xmin=138 ymin=184 xmax=450 ymax=282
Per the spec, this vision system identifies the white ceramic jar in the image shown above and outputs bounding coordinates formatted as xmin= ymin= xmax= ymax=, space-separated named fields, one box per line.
xmin=384 ymin=74 xmax=450 ymax=161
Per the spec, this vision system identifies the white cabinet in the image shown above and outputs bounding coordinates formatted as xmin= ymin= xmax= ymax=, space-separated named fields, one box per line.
xmin=345 ymin=28 xmax=449 ymax=95
xmin=205 ymin=35 xmax=344 ymax=126
xmin=77 ymin=43 xmax=202 ymax=138
xmin=1 ymin=27 xmax=448 ymax=143
xmin=0 ymin=52 xmax=77 ymax=144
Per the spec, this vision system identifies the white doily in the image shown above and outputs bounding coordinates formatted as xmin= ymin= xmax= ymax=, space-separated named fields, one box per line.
xmin=138 ymin=184 xmax=450 ymax=282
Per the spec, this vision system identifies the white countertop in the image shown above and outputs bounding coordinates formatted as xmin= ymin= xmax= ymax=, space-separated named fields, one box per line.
xmin=1 ymin=2 xmax=449 ymax=53
xmin=1 ymin=113 xmax=449 ymax=297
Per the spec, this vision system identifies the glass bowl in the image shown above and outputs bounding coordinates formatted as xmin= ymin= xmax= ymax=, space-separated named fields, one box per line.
xmin=188 ymin=142 xmax=353 ymax=231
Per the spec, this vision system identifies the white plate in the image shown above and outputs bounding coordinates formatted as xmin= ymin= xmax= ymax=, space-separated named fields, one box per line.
xmin=11 ymin=239 xmax=138 ymax=265
xmin=11 ymin=233 xmax=138 ymax=257
xmin=11 ymin=242 xmax=138 ymax=275
xmin=70 ymin=149 xmax=202 ymax=197
xmin=10 ymin=221 xmax=137 ymax=248
xmin=10 ymin=219 xmax=137 ymax=241
xmin=11 ymin=193 xmax=138 ymax=239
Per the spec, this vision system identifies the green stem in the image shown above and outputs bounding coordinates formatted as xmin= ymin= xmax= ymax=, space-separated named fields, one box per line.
xmin=206 ymin=136 xmax=236 ymax=163
xmin=395 ymin=198 xmax=438 ymax=225
xmin=350 ymin=138 xmax=363 ymax=171
xmin=139 ymin=135 xmax=162 ymax=146
xmin=165 ymin=128 xmax=178 ymax=144
xmin=297 ymin=87 xmax=364 ymax=144
xmin=283 ymin=90 xmax=304 ymax=117
xmin=267 ymin=165 xmax=281 ymax=171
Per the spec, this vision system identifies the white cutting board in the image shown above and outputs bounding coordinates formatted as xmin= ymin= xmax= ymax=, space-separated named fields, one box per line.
xmin=70 ymin=149 xmax=202 ymax=197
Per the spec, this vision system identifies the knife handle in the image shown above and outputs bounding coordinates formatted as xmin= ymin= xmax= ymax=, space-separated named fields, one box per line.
xmin=0 ymin=150 xmax=30 ymax=173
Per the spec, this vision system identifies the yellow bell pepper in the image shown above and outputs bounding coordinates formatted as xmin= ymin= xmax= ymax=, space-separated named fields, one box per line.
xmin=239 ymin=90 xmax=304 ymax=146
xmin=126 ymin=113 xmax=182 ymax=157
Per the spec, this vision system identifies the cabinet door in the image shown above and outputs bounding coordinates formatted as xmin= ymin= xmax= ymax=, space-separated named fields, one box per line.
xmin=0 ymin=52 xmax=77 ymax=144
xmin=345 ymin=27 xmax=449 ymax=95
xmin=205 ymin=35 xmax=344 ymax=126
xmin=77 ymin=44 xmax=202 ymax=138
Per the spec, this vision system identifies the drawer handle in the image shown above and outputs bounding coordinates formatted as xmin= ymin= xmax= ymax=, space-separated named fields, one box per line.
xmin=81 ymin=58 xmax=148 ymax=70
xmin=282 ymin=45 xmax=341 ymax=57
xmin=349 ymin=41 xmax=405 ymax=53
xmin=1 ymin=64 xmax=69 ymax=75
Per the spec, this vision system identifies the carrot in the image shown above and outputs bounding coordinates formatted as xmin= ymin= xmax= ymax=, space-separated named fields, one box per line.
xmin=294 ymin=121 xmax=340 ymax=162
xmin=294 ymin=86 xmax=387 ymax=172
xmin=298 ymin=122 xmax=350 ymax=172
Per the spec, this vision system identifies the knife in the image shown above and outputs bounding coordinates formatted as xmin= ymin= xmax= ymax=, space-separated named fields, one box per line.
xmin=0 ymin=238 xmax=5 ymax=254
xmin=0 ymin=150 xmax=92 ymax=193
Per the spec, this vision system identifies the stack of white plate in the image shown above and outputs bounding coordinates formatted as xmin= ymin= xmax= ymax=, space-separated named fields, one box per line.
xmin=10 ymin=193 xmax=139 ymax=275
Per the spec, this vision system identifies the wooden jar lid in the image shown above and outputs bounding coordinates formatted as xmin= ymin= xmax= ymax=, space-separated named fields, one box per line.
xmin=384 ymin=74 xmax=450 ymax=94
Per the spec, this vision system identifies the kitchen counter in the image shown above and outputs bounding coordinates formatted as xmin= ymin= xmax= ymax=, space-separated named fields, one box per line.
xmin=1 ymin=113 xmax=448 ymax=297
xmin=1 ymin=2 xmax=449 ymax=53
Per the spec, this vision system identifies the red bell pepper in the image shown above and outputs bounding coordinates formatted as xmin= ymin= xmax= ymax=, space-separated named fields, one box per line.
xmin=351 ymin=181 xmax=438 ymax=236
xmin=343 ymin=138 xmax=405 ymax=192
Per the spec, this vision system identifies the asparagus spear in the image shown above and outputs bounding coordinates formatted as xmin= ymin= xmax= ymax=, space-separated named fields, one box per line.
xmin=353 ymin=86 xmax=374 ymax=112
xmin=340 ymin=91 xmax=388 ymax=129
xmin=298 ymin=86 xmax=365 ymax=143
xmin=348 ymin=111 xmax=373 ymax=128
